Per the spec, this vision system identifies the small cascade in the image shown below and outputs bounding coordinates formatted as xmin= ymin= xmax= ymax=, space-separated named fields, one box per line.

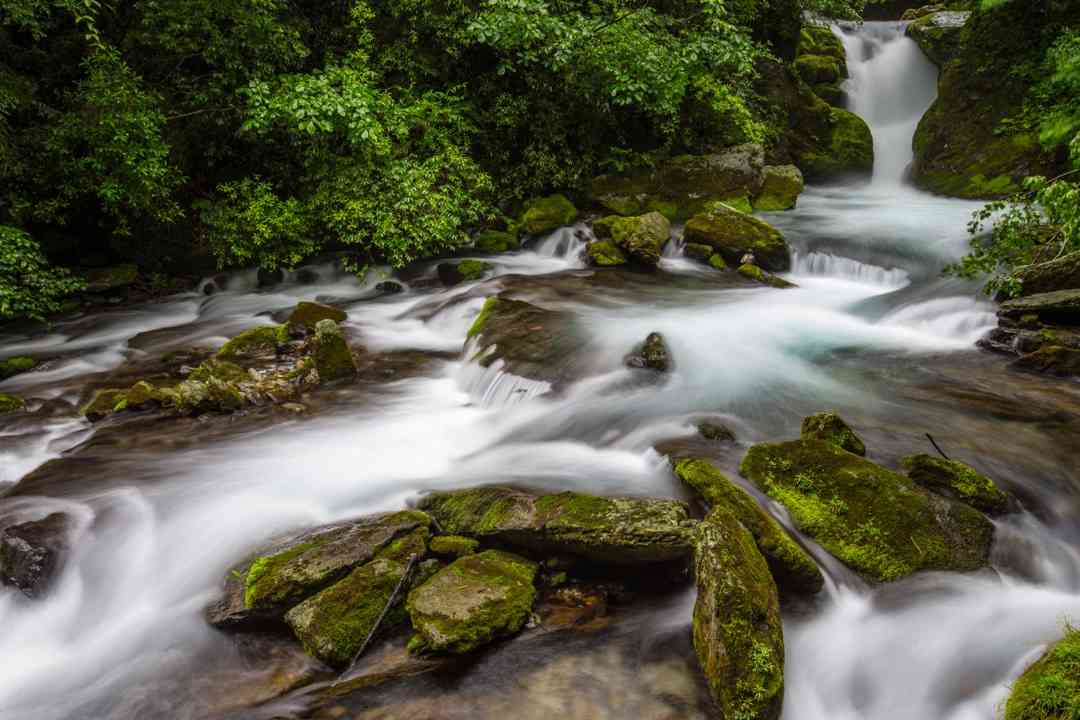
xmin=456 ymin=353 xmax=552 ymax=408
xmin=532 ymin=225 xmax=589 ymax=261
xmin=791 ymin=251 xmax=910 ymax=288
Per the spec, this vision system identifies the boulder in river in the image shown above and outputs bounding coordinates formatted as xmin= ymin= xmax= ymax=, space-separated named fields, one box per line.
xmin=906 ymin=11 xmax=970 ymax=66
xmin=217 ymin=324 xmax=289 ymax=360
xmin=0 ymin=513 xmax=70 ymax=598
xmin=901 ymin=454 xmax=1012 ymax=516
xmin=684 ymin=205 xmax=791 ymax=272
xmin=585 ymin=240 xmax=628 ymax=267
xmin=519 ymin=195 xmax=578 ymax=235
xmin=674 ymin=458 xmax=823 ymax=597
xmin=418 ymin=486 xmax=695 ymax=567
xmin=0 ymin=356 xmax=36 ymax=380
xmin=438 ymin=260 xmax=492 ymax=286
xmin=752 ymin=165 xmax=805 ymax=211
xmin=473 ymin=229 xmax=520 ymax=254
xmin=592 ymin=212 xmax=671 ymax=267
xmin=83 ymin=263 xmax=138 ymax=292
xmin=692 ymin=508 xmax=785 ymax=720
xmin=800 ymin=411 xmax=866 ymax=456
xmin=286 ymin=302 xmax=347 ymax=335
xmin=80 ymin=388 xmax=127 ymax=421
xmin=406 ymin=549 xmax=538 ymax=654
xmin=740 ymin=437 xmax=995 ymax=583
xmin=0 ymin=392 xmax=25 ymax=414
xmin=312 ymin=319 xmax=357 ymax=382
xmin=737 ymin=263 xmax=796 ymax=289
xmin=624 ymin=332 xmax=671 ymax=372
xmin=1002 ymin=625 xmax=1080 ymax=720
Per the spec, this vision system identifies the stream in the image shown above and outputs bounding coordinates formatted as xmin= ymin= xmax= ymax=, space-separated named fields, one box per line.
xmin=1 ymin=20 xmax=1079 ymax=720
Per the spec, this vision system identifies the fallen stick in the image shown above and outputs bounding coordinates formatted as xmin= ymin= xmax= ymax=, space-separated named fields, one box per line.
xmin=925 ymin=433 xmax=950 ymax=460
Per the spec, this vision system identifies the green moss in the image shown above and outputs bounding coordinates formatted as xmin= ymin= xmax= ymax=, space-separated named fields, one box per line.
xmin=708 ymin=254 xmax=728 ymax=271
xmin=800 ymin=411 xmax=866 ymax=456
xmin=1005 ymin=625 xmax=1080 ymax=720
xmin=740 ymin=439 xmax=994 ymax=583
xmin=586 ymin=240 xmax=628 ymax=267
xmin=798 ymin=108 xmax=874 ymax=180
xmin=188 ymin=358 xmax=249 ymax=384
xmin=83 ymin=263 xmax=138 ymax=292
xmin=81 ymin=388 xmax=127 ymax=421
xmin=752 ymin=165 xmax=804 ymax=212
xmin=474 ymin=230 xmax=520 ymax=254
xmin=430 ymin=535 xmax=480 ymax=559
xmin=674 ymin=458 xmax=823 ymax=597
xmin=737 ymin=263 xmax=795 ymax=288
xmin=794 ymin=54 xmax=844 ymax=85
xmin=592 ymin=212 xmax=671 ymax=266
xmin=520 ymin=194 xmax=578 ymax=235
xmin=457 ymin=259 xmax=492 ymax=281
xmin=0 ymin=356 xmax=36 ymax=380
xmin=798 ymin=25 xmax=845 ymax=61
xmin=0 ymin=392 xmax=25 ymax=413
xmin=684 ymin=206 xmax=790 ymax=272
xmin=217 ymin=325 xmax=288 ymax=360
xmin=901 ymin=454 xmax=1010 ymax=515
xmin=376 ymin=526 xmax=430 ymax=562
xmin=467 ymin=297 xmax=499 ymax=339
xmin=286 ymin=302 xmax=347 ymax=333
xmin=124 ymin=380 xmax=162 ymax=409
xmin=313 ymin=319 xmax=357 ymax=382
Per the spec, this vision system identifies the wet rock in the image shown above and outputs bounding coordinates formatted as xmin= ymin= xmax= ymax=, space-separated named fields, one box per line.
xmin=798 ymin=24 xmax=846 ymax=63
xmin=438 ymin=260 xmax=492 ymax=286
xmin=795 ymin=54 xmax=844 ymax=85
xmin=0 ymin=356 xmax=36 ymax=380
xmin=674 ymin=458 xmax=823 ymax=597
xmin=83 ymin=263 xmax=138 ymax=292
xmin=624 ymin=332 xmax=671 ymax=372
xmin=906 ymin=11 xmax=970 ymax=66
xmin=901 ymin=454 xmax=1012 ymax=515
xmin=709 ymin=254 xmax=728 ymax=271
xmin=124 ymin=380 xmax=163 ymax=410
xmin=737 ymin=263 xmax=796 ymax=288
xmin=80 ymin=388 xmax=127 ymax=421
xmin=1003 ymin=625 xmax=1080 ymax=720
xmin=257 ymin=267 xmax=285 ymax=288
xmin=800 ymin=411 xmax=866 ymax=456
xmin=901 ymin=4 xmax=945 ymax=21
xmin=684 ymin=206 xmax=791 ymax=272
xmin=474 ymin=230 xmax=520 ymax=254
xmin=207 ymin=510 xmax=431 ymax=629
xmin=697 ymin=421 xmax=736 ymax=442
xmin=1012 ymin=345 xmax=1080 ymax=377
xmin=287 ymin=302 xmax=347 ymax=334
xmin=429 ymin=535 xmax=479 ymax=559
xmin=0 ymin=513 xmax=70 ymax=597
xmin=217 ymin=324 xmax=288 ymax=360
xmin=752 ymin=165 xmax=805 ymax=211
xmin=999 ymin=290 xmax=1080 ymax=325
xmin=418 ymin=487 xmax=694 ymax=567
xmin=375 ymin=280 xmax=404 ymax=295
xmin=406 ymin=550 xmax=538 ymax=654
xmin=740 ymin=438 xmax=994 ymax=583
xmin=799 ymin=107 xmax=874 ymax=180
xmin=1015 ymin=251 xmax=1080 ymax=296
xmin=592 ymin=212 xmax=671 ymax=267
xmin=519 ymin=195 xmax=578 ymax=235
xmin=585 ymin=240 xmax=628 ymax=267
xmin=692 ymin=508 xmax=784 ymax=720
xmin=313 ymin=319 xmax=358 ymax=382
xmin=684 ymin=243 xmax=714 ymax=263
xmin=0 ymin=392 xmax=25 ymax=414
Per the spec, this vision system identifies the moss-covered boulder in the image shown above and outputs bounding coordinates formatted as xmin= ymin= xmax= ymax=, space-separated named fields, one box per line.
xmin=795 ymin=54 xmax=844 ymax=85
xmin=906 ymin=11 xmax=970 ymax=66
xmin=692 ymin=508 xmax=785 ymax=720
xmin=1003 ymin=626 xmax=1080 ymax=720
xmin=312 ymin=319 xmax=357 ymax=382
xmin=901 ymin=454 xmax=1011 ymax=515
xmin=585 ymin=240 xmax=628 ymax=267
xmin=798 ymin=107 xmax=874 ymax=181
xmin=217 ymin=325 xmax=288 ymax=360
xmin=624 ymin=332 xmax=671 ymax=372
xmin=709 ymin=254 xmax=728 ymax=271
xmin=798 ymin=25 xmax=845 ymax=62
xmin=80 ymin=388 xmax=127 ymax=421
xmin=406 ymin=549 xmax=538 ymax=654
xmin=207 ymin=510 xmax=430 ymax=629
xmin=592 ymin=212 xmax=671 ymax=267
xmin=419 ymin=487 xmax=695 ymax=567
xmin=737 ymin=263 xmax=796 ymax=289
xmin=465 ymin=297 xmax=588 ymax=384
xmin=287 ymin=302 xmax=347 ymax=334
xmin=520 ymin=195 xmax=578 ymax=235
xmin=740 ymin=438 xmax=994 ymax=583
xmin=684 ymin=243 xmax=714 ymax=263
xmin=800 ymin=411 xmax=866 ymax=456
xmin=0 ymin=392 xmax=24 ymax=414
xmin=0 ymin=356 xmax=36 ymax=380
xmin=474 ymin=230 xmax=520 ymax=254
xmin=438 ymin=259 xmax=492 ymax=286
xmin=430 ymin=535 xmax=479 ymax=559
xmin=752 ymin=165 xmax=805 ymax=212
xmin=123 ymin=380 xmax=163 ymax=410
xmin=684 ymin=206 xmax=791 ymax=272
xmin=83 ymin=263 xmax=138 ymax=292
xmin=674 ymin=458 xmax=823 ymax=597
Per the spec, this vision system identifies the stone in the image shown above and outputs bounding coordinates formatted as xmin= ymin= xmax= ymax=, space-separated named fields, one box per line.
xmin=906 ymin=11 xmax=971 ymax=67
xmin=999 ymin=290 xmax=1080 ymax=325
xmin=83 ymin=264 xmax=138 ymax=292
xmin=1012 ymin=346 xmax=1080 ymax=377
xmin=429 ymin=535 xmax=480 ymax=559
xmin=901 ymin=454 xmax=1011 ymax=515
xmin=752 ymin=165 xmax=805 ymax=211
xmin=80 ymin=388 xmax=127 ymax=422
xmin=287 ymin=302 xmax=347 ymax=334
xmin=437 ymin=260 xmax=492 ymax=286
xmin=519 ymin=195 xmax=578 ymax=235
xmin=0 ymin=513 xmax=70 ymax=598
xmin=798 ymin=25 xmax=846 ymax=62
xmin=474 ymin=230 xmax=520 ymax=254
xmin=406 ymin=550 xmax=538 ymax=654
xmin=684 ymin=206 xmax=791 ymax=272
xmin=697 ymin=421 xmax=736 ymax=442
xmin=586 ymin=240 xmax=628 ymax=266
xmin=684 ymin=243 xmax=714 ymax=263
xmin=465 ymin=297 xmax=588 ymax=384
xmin=795 ymin=54 xmax=844 ymax=85
xmin=313 ymin=319 xmax=357 ymax=382
xmin=0 ymin=356 xmax=36 ymax=380
xmin=0 ymin=392 xmax=25 ymax=414
xmin=800 ymin=411 xmax=866 ymax=456
xmin=1015 ymin=251 xmax=1080 ymax=296
xmin=737 ymin=263 xmax=796 ymax=288
xmin=625 ymin=332 xmax=671 ymax=372
xmin=798 ymin=107 xmax=874 ymax=181
xmin=592 ymin=212 xmax=671 ymax=267
xmin=1003 ymin=626 xmax=1080 ymax=720
xmin=217 ymin=325 xmax=288 ymax=360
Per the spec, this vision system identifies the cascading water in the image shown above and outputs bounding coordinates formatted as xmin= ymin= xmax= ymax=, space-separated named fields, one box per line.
xmin=0 ymin=18 xmax=1078 ymax=720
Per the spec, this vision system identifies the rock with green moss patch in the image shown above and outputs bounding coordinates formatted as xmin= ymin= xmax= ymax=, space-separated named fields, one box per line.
xmin=692 ymin=507 xmax=785 ymax=720
xmin=80 ymin=388 xmax=127 ymax=422
xmin=313 ymin=319 xmax=357 ymax=382
xmin=1013 ymin=251 xmax=1080 ymax=297
xmin=1003 ymin=625 xmax=1080 ymax=720
xmin=797 ymin=107 xmax=874 ymax=181
xmin=697 ymin=421 xmax=735 ymax=442
xmin=795 ymin=54 xmax=844 ymax=85
xmin=438 ymin=260 xmax=492 ymax=286
xmin=684 ymin=243 xmax=714 ymax=263
xmin=123 ymin=381 xmax=162 ymax=410
xmin=585 ymin=240 xmax=628 ymax=267
xmin=217 ymin=325 xmax=288 ymax=360
xmin=740 ymin=438 xmax=994 ymax=583
xmin=592 ymin=212 xmax=671 ymax=267
xmin=419 ymin=487 xmax=694 ymax=567
xmin=708 ymin=254 xmax=728 ymax=271
xmin=474 ymin=229 xmax=520 ymax=254
xmin=83 ymin=263 xmax=138 ymax=292
xmin=430 ymin=535 xmax=480 ymax=559
xmin=737 ymin=263 xmax=796 ymax=289
xmin=207 ymin=510 xmax=431 ymax=630
xmin=0 ymin=392 xmax=25 ymax=414
xmin=901 ymin=454 xmax=1011 ymax=515
xmin=800 ymin=411 xmax=865 ymax=456
xmin=0 ymin=356 xmax=36 ymax=380
xmin=1012 ymin=345 xmax=1080 ymax=377
xmin=798 ymin=25 xmax=845 ymax=62
xmin=287 ymin=302 xmax=347 ymax=335
xmin=674 ymin=458 xmax=823 ymax=597
xmin=906 ymin=11 xmax=970 ymax=67
xmin=1000 ymin=290 xmax=1080 ymax=325
xmin=753 ymin=166 xmax=805 ymax=212
xmin=520 ymin=195 xmax=578 ymax=235
xmin=188 ymin=358 xmax=250 ymax=384
xmin=625 ymin=332 xmax=671 ymax=372
xmin=406 ymin=549 xmax=538 ymax=654
xmin=160 ymin=376 xmax=244 ymax=415
xmin=684 ymin=206 xmax=791 ymax=272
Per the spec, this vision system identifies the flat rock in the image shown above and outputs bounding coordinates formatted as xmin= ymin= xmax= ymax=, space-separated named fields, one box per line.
xmin=0 ymin=513 xmax=71 ymax=598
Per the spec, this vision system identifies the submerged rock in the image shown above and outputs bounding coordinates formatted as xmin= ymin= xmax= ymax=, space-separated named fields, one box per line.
xmin=406 ymin=550 xmax=538 ymax=654
xmin=901 ymin=454 xmax=1012 ymax=515
xmin=0 ymin=356 xmax=36 ymax=380
xmin=418 ymin=487 xmax=695 ymax=567
xmin=0 ymin=392 xmax=25 ymax=414
xmin=286 ymin=302 xmax=347 ymax=334
xmin=465 ymin=297 xmax=588 ymax=384
xmin=585 ymin=240 xmax=628 ymax=267
xmin=519 ymin=195 xmax=578 ymax=235
xmin=800 ymin=411 xmax=866 ymax=456
xmin=0 ymin=513 xmax=70 ymax=598
xmin=624 ymin=332 xmax=671 ymax=372
xmin=312 ymin=319 xmax=357 ymax=382
xmin=684 ymin=206 xmax=791 ymax=272
xmin=692 ymin=508 xmax=785 ymax=720
xmin=740 ymin=438 xmax=994 ymax=583
xmin=674 ymin=458 xmax=823 ymax=597
xmin=697 ymin=421 xmax=736 ymax=443
xmin=592 ymin=212 xmax=671 ymax=267
xmin=737 ymin=263 xmax=796 ymax=289
xmin=1003 ymin=625 xmax=1080 ymax=720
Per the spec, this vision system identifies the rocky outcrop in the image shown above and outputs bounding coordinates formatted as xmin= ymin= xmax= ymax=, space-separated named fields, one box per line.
xmin=901 ymin=454 xmax=1012 ymax=515
xmin=429 ymin=535 xmax=479 ymax=559
xmin=1003 ymin=626 xmax=1080 ymax=720
xmin=217 ymin=324 xmax=289 ymax=361
xmin=795 ymin=25 xmax=848 ymax=107
xmin=418 ymin=487 xmax=695 ymax=567
xmin=981 ymin=294 xmax=1080 ymax=377
xmin=624 ymin=332 xmax=671 ymax=372
xmin=999 ymin=290 xmax=1080 ymax=325
xmin=0 ymin=513 xmax=70 ymax=597
xmin=800 ymin=411 xmax=866 ymax=456
xmin=519 ymin=195 xmax=578 ymax=235
xmin=683 ymin=205 xmax=791 ymax=272
xmin=592 ymin=212 xmax=671 ymax=267
xmin=312 ymin=319 xmax=358 ymax=382
xmin=1015 ymin=251 xmax=1080 ymax=297
xmin=406 ymin=550 xmax=538 ymax=654
xmin=83 ymin=263 xmax=139 ymax=292
xmin=906 ymin=11 xmax=970 ymax=66
xmin=753 ymin=165 xmax=805 ymax=211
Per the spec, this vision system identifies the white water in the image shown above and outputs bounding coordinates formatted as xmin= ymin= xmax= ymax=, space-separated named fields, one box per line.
xmin=0 ymin=19 xmax=1077 ymax=720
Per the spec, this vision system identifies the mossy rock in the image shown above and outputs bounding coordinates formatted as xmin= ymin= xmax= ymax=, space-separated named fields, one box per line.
xmin=794 ymin=54 xmax=844 ymax=85
xmin=684 ymin=243 xmax=713 ymax=263
xmin=0 ymin=356 xmax=36 ymax=380
xmin=1004 ymin=626 xmax=1080 ymax=720
xmin=692 ymin=508 xmax=785 ymax=720
xmin=207 ymin=511 xmax=431 ymax=629
xmin=798 ymin=25 xmax=845 ymax=62
xmin=520 ymin=195 xmax=578 ymax=235
xmin=708 ymin=254 xmax=728 ymax=271
xmin=287 ymin=302 xmax=347 ymax=334
xmin=474 ymin=230 xmax=520 ymax=254
xmin=285 ymin=557 xmax=410 ymax=667
xmin=1015 ymin=252 xmax=1080 ymax=297
xmin=811 ymin=82 xmax=846 ymax=108
xmin=800 ymin=411 xmax=865 ymax=456
xmin=0 ymin=392 xmax=25 ymax=414
xmin=418 ymin=487 xmax=695 ymax=567
xmin=313 ymin=319 xmax=357 ymax=382
xmin=740 ymin=439 xmax=994 ymax=583
xmin=83 ymin=263 xmax=138 ymax=292
xmin=902 ymin=454 xmax=1011 ymax=515
xmin=406 ymin=549 xmax=538 ymax=654
xmin=796 ymin=107 xmax=874 ymax=181
xmin=592 ymin=212 xmax=671 ymax=267
xmin=684 ymin=206 xmax=791 ymax=272
xmin=458 ymin=260 xmax=492 ymax=281
xmin=697 ymin=421 xmax=735 ymax=442
xmin=430 ymin=535 xmax=479 ymax=559
xmin=585 ymin=240 xmax=628 ymax=267
xmin=625 ymin=331 xmax=671 ymax=372
xmin=124 ymin=381 xmax=163 ymax=410
xmin=159 ymin=376 xmax=244 ymax=415
xmin=1012 ymin=346 xmax=1080 ymax=377
xmin=80 ymin=388 xmax=127 ymax=422
xmin=906 ymin=11 xmax=970 ymax=67
xmin=737 ymin=263 xmax=796 ymax=289
xmin=1000 ymin=290 xmax=1080 ymax=325
xmin=188 ymin=358 xmax=249 ymax=384
xmin=217 ymin=325 xmax=288 ymax=360
xmin=674 ymin=458 xmax=823 ymax=597
xmin=752 ymin=165 xmax=805 ymax=212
